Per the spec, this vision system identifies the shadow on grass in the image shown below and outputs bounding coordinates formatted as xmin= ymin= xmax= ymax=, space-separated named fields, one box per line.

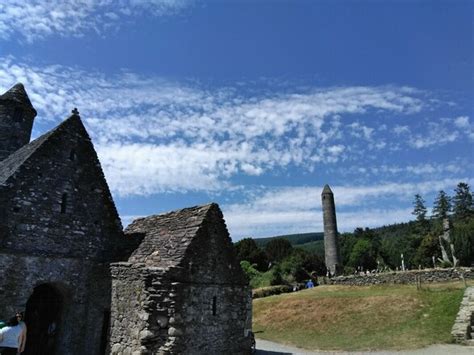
xmin=256 ymin=351 xmax=292 ymax=355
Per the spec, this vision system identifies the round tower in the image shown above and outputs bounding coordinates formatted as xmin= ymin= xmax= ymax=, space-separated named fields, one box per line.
xmin=321 ymin=184 xmax=341 ymax=276
xmin=0 ymin=83 xmax=37 ymax=161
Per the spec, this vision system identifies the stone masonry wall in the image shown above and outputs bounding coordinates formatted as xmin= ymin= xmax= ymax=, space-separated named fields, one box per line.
xmin=0 ymin=95 xmax=36 ymax=161
xmin=328 ymin=268 xmax=474 ymax=286
xmin=0 ymin=251 xmax=111 ymax=355
xmin=110 ymin=263 xmax=252 ymax=355
xmin=0 ymin=117 xmax=124 ymax=261
xmin=452 ymin=286 xmax=474 ymax=345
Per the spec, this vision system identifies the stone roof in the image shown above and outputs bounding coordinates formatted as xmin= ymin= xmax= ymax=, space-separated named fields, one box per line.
xmin=0 ymin=83 xmax=36 ymax=114
xmin=125 ymin=203 xmax=218 ymax=267
xmin=0 ymin=114 xmax=76 ymax=185
xmin=322 ymin=184 xmax=333 ymax=194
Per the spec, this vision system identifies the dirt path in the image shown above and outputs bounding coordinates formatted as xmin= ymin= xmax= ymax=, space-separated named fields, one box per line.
xmin=256 ymin=338 xmax=474 ymax=355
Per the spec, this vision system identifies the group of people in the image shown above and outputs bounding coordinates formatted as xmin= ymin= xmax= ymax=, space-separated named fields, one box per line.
xmin=0 ymin=312 xmax=27 ymax=355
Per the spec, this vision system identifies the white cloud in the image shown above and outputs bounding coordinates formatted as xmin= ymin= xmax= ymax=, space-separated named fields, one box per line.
xmin=0 ymin=0 xmax=190 ymax=42
xmin=224 ymin=178 xmax=474 ymax=239
xmin=454 ymin=116 xmax=470 ymax=128
xmin=0 ymin=56 xmax=449 ymax=197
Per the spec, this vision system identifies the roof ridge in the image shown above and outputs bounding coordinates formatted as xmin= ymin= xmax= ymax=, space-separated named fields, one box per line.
xmin=0 ymin=113 xmax=82 ymax=185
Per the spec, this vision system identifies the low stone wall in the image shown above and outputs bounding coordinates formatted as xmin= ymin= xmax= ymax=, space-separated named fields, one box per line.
xmin=452 ymin=287 xmax=474 ymax=345
xmin=328 ymin=268 xmax=473 ymax=286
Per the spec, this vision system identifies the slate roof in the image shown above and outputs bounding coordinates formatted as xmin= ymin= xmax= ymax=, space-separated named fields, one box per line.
xmin=125 ymin=203 xmax=218 ymax=267
xmin=0 ymin=114 xmax=76 ymax=185
xmin=0 ymin=83 xmax=36 ymax=113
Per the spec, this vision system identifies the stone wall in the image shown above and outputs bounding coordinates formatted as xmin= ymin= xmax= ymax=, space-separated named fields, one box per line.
xmin=0 ymin=116 xmax=124 ymax=261
xmin=452 ymin=286 xmax=474 ymax=345
xmin=0 ymin=251 xmax=111 ymax=355
xmin=110 ymin=263 xmax=253 ymax=355
xmin=0 ymin=84 xmax=36 ymax=161
xmin=328 ymin=268 xmax=474 ymax=286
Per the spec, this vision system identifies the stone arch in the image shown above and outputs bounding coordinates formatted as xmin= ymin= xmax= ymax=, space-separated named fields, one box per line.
xmin=23 ymin=282 xmax=67 ymax=355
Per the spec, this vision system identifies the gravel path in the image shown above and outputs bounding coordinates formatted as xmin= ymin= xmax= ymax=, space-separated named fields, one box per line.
xmin=256 ymin=338 xmax=474 ymax=355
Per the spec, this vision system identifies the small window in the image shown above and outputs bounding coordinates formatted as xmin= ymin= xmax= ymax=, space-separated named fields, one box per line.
xmin=69 ymin=149 xmax=77 ymax=161
xmin=212 ymin=296 xmax=217 ymax=316
xmin=13 ymin=107 xmax=23 ymax=120
xmin=60 ymin=193 xmax=68 ymax=214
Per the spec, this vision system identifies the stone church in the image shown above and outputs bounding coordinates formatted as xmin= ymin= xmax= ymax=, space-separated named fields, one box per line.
xmin=0 ymin=84 xmax=252 ymax=354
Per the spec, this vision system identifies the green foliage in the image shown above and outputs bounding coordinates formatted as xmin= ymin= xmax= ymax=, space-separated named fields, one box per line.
xmin=265 ymin=238 xmax=293 ymax=263
xmin=240 ymin=260 xmax=260 ymax=280
xmin=412 ymin=193 xmax=428 ymax=222
xmin=234 ymin=237 xmax=268 ymax=271
xmin=452 ymin=218 xmax=474 ymax=266
xmin=432 ymin=190 xmax=452 ymax=219
xmin=453 ymin=182 xmax=474 ymax=220
xmin=346 ymin=228 xmax=381 ymax=270
xmin=280 ymin=249 xmax=326 ymax=282
xmin=412 ymin=233 xmax=440 ymax=268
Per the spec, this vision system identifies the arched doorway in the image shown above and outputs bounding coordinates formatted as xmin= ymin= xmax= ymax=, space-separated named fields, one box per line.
xmin=24 ymin=284 xmax=63 ymax=355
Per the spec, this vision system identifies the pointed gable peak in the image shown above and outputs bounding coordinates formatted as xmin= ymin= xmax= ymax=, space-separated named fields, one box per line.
xmin=322 ymin=184 xmax=333 ymax=194
xmin=0 ymin=83 xmax=36 ymax=112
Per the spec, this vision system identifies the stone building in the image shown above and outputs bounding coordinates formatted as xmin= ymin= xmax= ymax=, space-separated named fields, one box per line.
xmin=321 ymin=184 xmax=342 ymax=276
xmin=0 ymin=84 xmax=252 ymax=354
xmin=110 ymin=204 xmax=252 ymax=354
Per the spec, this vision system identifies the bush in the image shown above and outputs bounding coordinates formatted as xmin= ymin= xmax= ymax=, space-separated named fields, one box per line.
xmin=252 ymin=285 xmax=293 ymax=299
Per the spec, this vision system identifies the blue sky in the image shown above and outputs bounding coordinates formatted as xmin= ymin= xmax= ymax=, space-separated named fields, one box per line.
xmin=0 ymin=0 xmax=472 ymax=239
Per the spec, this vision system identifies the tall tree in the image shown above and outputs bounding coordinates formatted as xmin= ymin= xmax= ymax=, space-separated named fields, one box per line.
xmin=453 ymin=182 xmax=473 ymax=220
xmin=234 ymin=238 xmax=268 ymax=271
xmin=264 ymin=238 xmax=293 ymax=263
xmin=432 ymin=190 xmax=451 ymax=219
xmin=412 ymin=194 xmax=428 ymax=222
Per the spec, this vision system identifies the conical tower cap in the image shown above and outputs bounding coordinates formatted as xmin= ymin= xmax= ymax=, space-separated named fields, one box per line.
xmin=0 ymin=83 xmax=36 ymax=113
xmin=322 ymin=184 xmax=333 ymax=194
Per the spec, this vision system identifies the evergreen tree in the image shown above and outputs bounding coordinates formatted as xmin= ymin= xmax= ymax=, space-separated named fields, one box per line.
xmin=432 ymin=190 xmax=451 ymax=219
xmin=265 ymin=238 xmax=293 ymax=263
xmin=412 ymin=194 xmax=428 ymax=222
xmin=453 ymin=182 xmax=473 ymax=220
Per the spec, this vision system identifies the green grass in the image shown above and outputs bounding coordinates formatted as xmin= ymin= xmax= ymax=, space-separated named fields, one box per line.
xmin=253 ymin=281 xmax=471 ymax=351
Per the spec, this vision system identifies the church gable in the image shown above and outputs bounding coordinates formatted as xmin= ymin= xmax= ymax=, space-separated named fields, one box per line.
xmin=0 ymin=112 xmax=124 ymax=261
xmin=124 ymin=203 xmax=246 ymax=284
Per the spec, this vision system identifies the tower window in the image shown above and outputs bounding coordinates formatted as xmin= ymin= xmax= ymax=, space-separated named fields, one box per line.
xmin=212 ymin=296 xmax=217 ymax=316
xmin=60 ymin=193 xmax=68 ymax=213
xmin=69 ymin=149 xmax=77 ymax=161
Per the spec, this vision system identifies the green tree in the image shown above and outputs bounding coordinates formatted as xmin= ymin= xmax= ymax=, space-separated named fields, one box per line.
xmin=432 ymin=190 xmax=451 ymax=219
xmin=265 ymin=238 xmax=293 ymax=263
xmin=452 ymin=218 xmax=474 ymax=266
xmin=412 ymin=194 xmax=428 ymax=222
xmin=234 ymin=238 xmax=268 ymax=271
xmin=453 ymin=182 xmax=473 ymax=220
xmin=413 ymin=233 xmax=440 ymax=268
xmin=280 ymin=249 xmax=326 ymax=282
xmin=347 ymin=228 xmax=380 ymax=270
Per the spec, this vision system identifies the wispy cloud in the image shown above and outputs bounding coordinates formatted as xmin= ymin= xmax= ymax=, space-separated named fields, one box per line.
xmin=0 ymin=56 xmax=462 ymax=197
xmin=0 ymin=0 xmax=191 ymax=42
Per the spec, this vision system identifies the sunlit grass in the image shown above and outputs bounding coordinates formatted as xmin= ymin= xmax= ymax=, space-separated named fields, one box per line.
xmin=253 ymin=280 xmax=471 ymax=351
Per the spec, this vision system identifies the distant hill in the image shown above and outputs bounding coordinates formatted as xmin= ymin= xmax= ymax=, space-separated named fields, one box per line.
xmin=254 ymin=232 xmax=324 ymax=248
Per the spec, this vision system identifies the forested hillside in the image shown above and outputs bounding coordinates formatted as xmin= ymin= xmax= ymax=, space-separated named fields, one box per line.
xmin=235 ymin=181 xmax=474 ymax=288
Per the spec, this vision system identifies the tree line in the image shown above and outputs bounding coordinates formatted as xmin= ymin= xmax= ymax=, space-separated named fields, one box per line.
xmin=235 ymin=181 xmax=474 ymax=288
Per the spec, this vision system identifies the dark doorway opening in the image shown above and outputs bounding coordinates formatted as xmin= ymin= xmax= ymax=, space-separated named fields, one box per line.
xmin=24 ymin=284 xmax=63 ymax=355
xmin=99 ymin=310 xmax=110 ymax=355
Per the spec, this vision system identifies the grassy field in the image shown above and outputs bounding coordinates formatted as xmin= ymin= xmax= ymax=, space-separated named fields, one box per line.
xmin=253 ymin=281 xmax=472 ymax=351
